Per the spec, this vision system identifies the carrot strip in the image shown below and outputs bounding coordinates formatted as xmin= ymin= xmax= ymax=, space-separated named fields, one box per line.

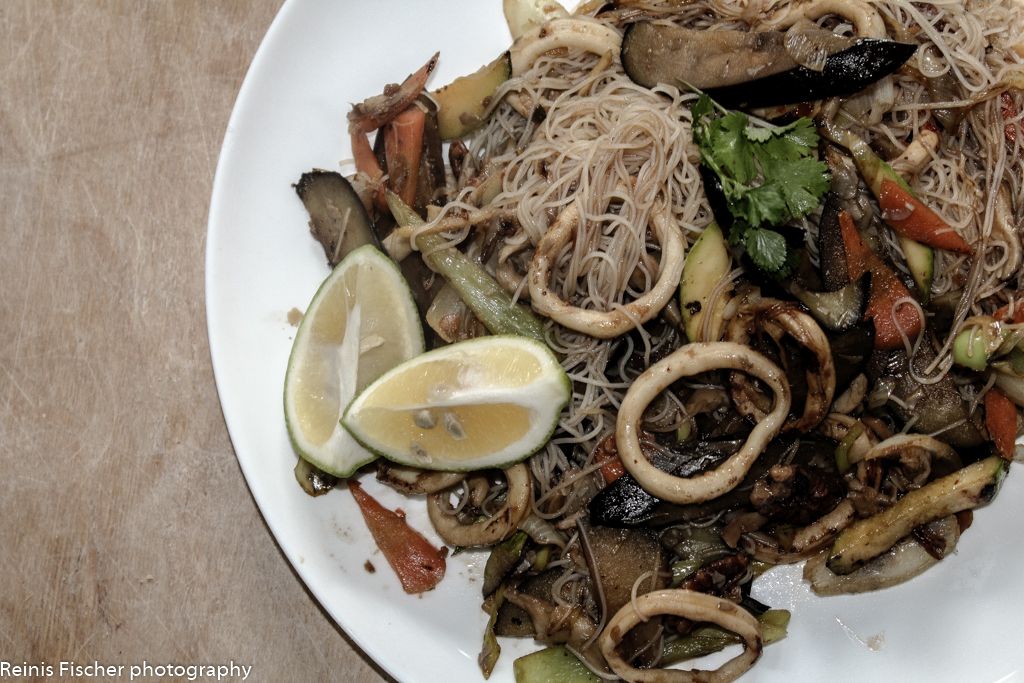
xmin=985 ymin=387 xmax=1018 ymax=461
xmin=599 ymin=456 xmax=626 ymax=484
xmin=878 ymin=179 xmax=972 ymax=254
xmin=994 ymin=301 xmax=1024 ymax=325
xmin=348 ymin=481 xmax=446 ymax=594
xmin=864 ymin=263 xmax=923 ymax=350
xmin=841 ymin=210 xmax=923 ymax=349
xmin=384 ymin=105 xmax=426 ymax=207
xmin=839 ymin=210 xmax=870 ymax=281
xmin=350 ymin=130 xmax=386 ymax=212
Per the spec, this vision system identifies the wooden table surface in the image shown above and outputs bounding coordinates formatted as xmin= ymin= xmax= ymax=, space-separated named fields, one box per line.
xmin=1 ymin=2 xmax=389 ymax=681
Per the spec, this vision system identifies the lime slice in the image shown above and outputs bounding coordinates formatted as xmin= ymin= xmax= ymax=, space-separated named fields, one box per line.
xmin=284 ymin=244 xmax=424 ymax=477
xmin=342 ymin=336 xmax=570 ymax=471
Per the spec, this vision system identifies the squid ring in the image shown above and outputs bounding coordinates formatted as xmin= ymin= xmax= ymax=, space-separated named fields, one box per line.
xmin=426 ymin=463 xmax=531 ymax=547
xmin=728 ymin=301 xmax=835 ymax=432
xmin=616 ymin=342 xmax=791 ymax=504
xmin=599 ymin=589 xmax=762 ymax=683
xmin=510 ymin=16 xmax=622 ymax=76
xmin=764 ymin=0 xmax=886 ymax=38
xmin=528 ymin=202 xmax=686 ymax=339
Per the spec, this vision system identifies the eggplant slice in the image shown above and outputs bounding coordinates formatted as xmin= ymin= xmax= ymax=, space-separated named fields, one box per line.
xmin=294 ymin=170 xmax=381 ymax=266
xmin=622 ymin=22 xmax=916 ymax=108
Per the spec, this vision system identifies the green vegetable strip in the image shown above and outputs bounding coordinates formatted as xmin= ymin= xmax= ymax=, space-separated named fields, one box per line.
xmin=478 ymin=588 xmax=504 ymax=679
xmin=660 ymin=609 xmax=791 ymax=665
xmin=841 ymin=129 xmax=933 ymax=299
xmin=386 ymin=192 xmax=546 ymax=342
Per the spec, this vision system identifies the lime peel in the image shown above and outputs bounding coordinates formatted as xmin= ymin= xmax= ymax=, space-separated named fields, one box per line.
xmin=284 ymin=244 xmax=424 ymax=477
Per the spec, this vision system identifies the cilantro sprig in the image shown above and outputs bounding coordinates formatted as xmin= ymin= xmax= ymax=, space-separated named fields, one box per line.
xmin=691 ymin=94 xmax=830 ymax=276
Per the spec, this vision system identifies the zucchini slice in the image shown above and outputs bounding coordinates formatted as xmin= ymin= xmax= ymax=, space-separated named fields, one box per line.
xmin=432 ymin=53 xmax=511 ymax=140
xmin=827 ymin=456 xmax=1008 ymax=574
xmin=680 ymin=222 xmax=731 ymax=342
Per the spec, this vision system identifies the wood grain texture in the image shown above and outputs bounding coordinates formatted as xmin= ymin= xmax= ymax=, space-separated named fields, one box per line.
xmin=0 ymin=2 xmax=389 ymax=681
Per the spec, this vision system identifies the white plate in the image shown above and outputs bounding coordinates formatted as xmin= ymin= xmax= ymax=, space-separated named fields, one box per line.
xmin=206 ymin=2 xmax=1024 ymax=681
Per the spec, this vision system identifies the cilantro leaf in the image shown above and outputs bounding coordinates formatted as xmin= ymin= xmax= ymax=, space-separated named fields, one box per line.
xmin=690 ymin=93 xmax=830 ymax=275
xmin=744 ymin=228 xmax=789 ymax=273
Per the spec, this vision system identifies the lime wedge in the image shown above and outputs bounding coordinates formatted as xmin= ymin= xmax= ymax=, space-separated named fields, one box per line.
xmin=342 ymin=336 xmax=570 ymax=471
xmin=284 ymin=245 xmax=424 ymax=477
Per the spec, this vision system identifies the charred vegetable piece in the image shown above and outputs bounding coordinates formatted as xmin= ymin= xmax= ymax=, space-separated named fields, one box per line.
xmin=583 ymin=527 xmax=667 ymax=666
xmin=788 ymin=276 xmax=867 ymax=332
xmin=589 ymin=439 xmax=739 ymax=527
xmin=512 ymin=646 xmax=600 ymax=683
xmin=416 ymin=96 xmax=447 ymax=211
xmin=294 ymin=170 xmax=381 ymax=266
xmin=836 ymin=129 xmax=938 ymax=299
xmin=480 ymin=588 xmax=505 ymax=678
xmin=827 ymin=456 xmax=1007 ymax=574
xmin=483 ymin=531 xmax=529 ymax=597
xmin=348 ymin=481 xmax=446 ymax=593
xmin=294 ymin=457 xmax=338 ymax=496
xmin=679 ymin=222 xmax=731 ymax=342
xmin=660 ymin=609 xmax=789 ymax=665
xmin=494 ymin=569 xmax=560 ymax=637
xmin=387 ymin=192 xmax=547 ymax=341
xmin=383 ymin=105 xmax=426 ymax=208
xmin=867 ymin=341 xmax=984 ymax=449
xmin=840 ymin=210 xmax=923 ymax=350
xmin=816 ymin=192 xmax=851 ymax=291
xmin=830 ymin=325 xmax=873 ymax=393
xmin=805 ymin=516 xmax=960 ymax=595
xmin=433 ymin=53 xmax=512 ymax=140
xmin=590 ymin=436 xmax=839 ymax=527
xmin=621 ymin=21 xmax=915 ymax=108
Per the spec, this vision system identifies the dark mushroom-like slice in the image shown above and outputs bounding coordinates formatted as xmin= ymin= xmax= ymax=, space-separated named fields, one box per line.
xmin=621 ymin=21 xmax=915 ymax=108
xmin=294 ymin=170 xmax=381 ymax=266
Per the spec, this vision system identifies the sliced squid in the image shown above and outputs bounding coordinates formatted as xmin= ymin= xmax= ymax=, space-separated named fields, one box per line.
xmin=616 ymin=342 xmax=791 ymax=504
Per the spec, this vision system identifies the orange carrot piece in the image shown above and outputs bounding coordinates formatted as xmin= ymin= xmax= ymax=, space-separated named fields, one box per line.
xmin=599 ymin=456 xmax=626 ymax=484
xmin=839 ymin=210 xmax=870 ymax=281
xmin=348 ymin=481 xmax=446 ymax=594
xmin=994 ymin=302 xmax=1024 ymax=324
xmin=384 ymin=106 xmax=426 ymax=207
xmin=841 ymin=210 xmax=923 ymax=349
xmin=985 ymin=387 xmax=1018 ymax=460
xmin=864 ymin=262 xmax=924 ymax=350
xmin=878 ymin=179 xmax=972 ymax=254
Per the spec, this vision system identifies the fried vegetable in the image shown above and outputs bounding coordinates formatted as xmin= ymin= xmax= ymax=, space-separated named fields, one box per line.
xmin=483 ymin=531 xmax=529 ymax=597
xmin=985 ymin=387 xmax=1018 ymax=460
xmin=788 ymin=276 xmax=867 ymax=332
xmin=867 ymin=340 xmax=985 ymax=448
xmin=348 ymin=481 xmax=446 ymax=593
xmin=827 ymin=456 xmax=1007 ymax=574
xmin=294 ymin=170 xmax=380 ymax=266
xmin=512 ymin=646 xmax=600 ymax=683
xmin=582 ymin=526 xmax=667 ymax=666
xmin=433 ymin=53 xmax=512 ymax=140
xmin=294 ymin=457 xmax=338 ymax=496
xmin=660 ymin=609 xmax=790 ymax=665
xmin=805 ymin=516 xmax=960 ymax=595
xmin=387 ymin=192 xmax=546 ymax=341
xmin=679 ymin=222 xmax=731 ymax=342
xmin=622 ymin=21 xmax=915 ymax=108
